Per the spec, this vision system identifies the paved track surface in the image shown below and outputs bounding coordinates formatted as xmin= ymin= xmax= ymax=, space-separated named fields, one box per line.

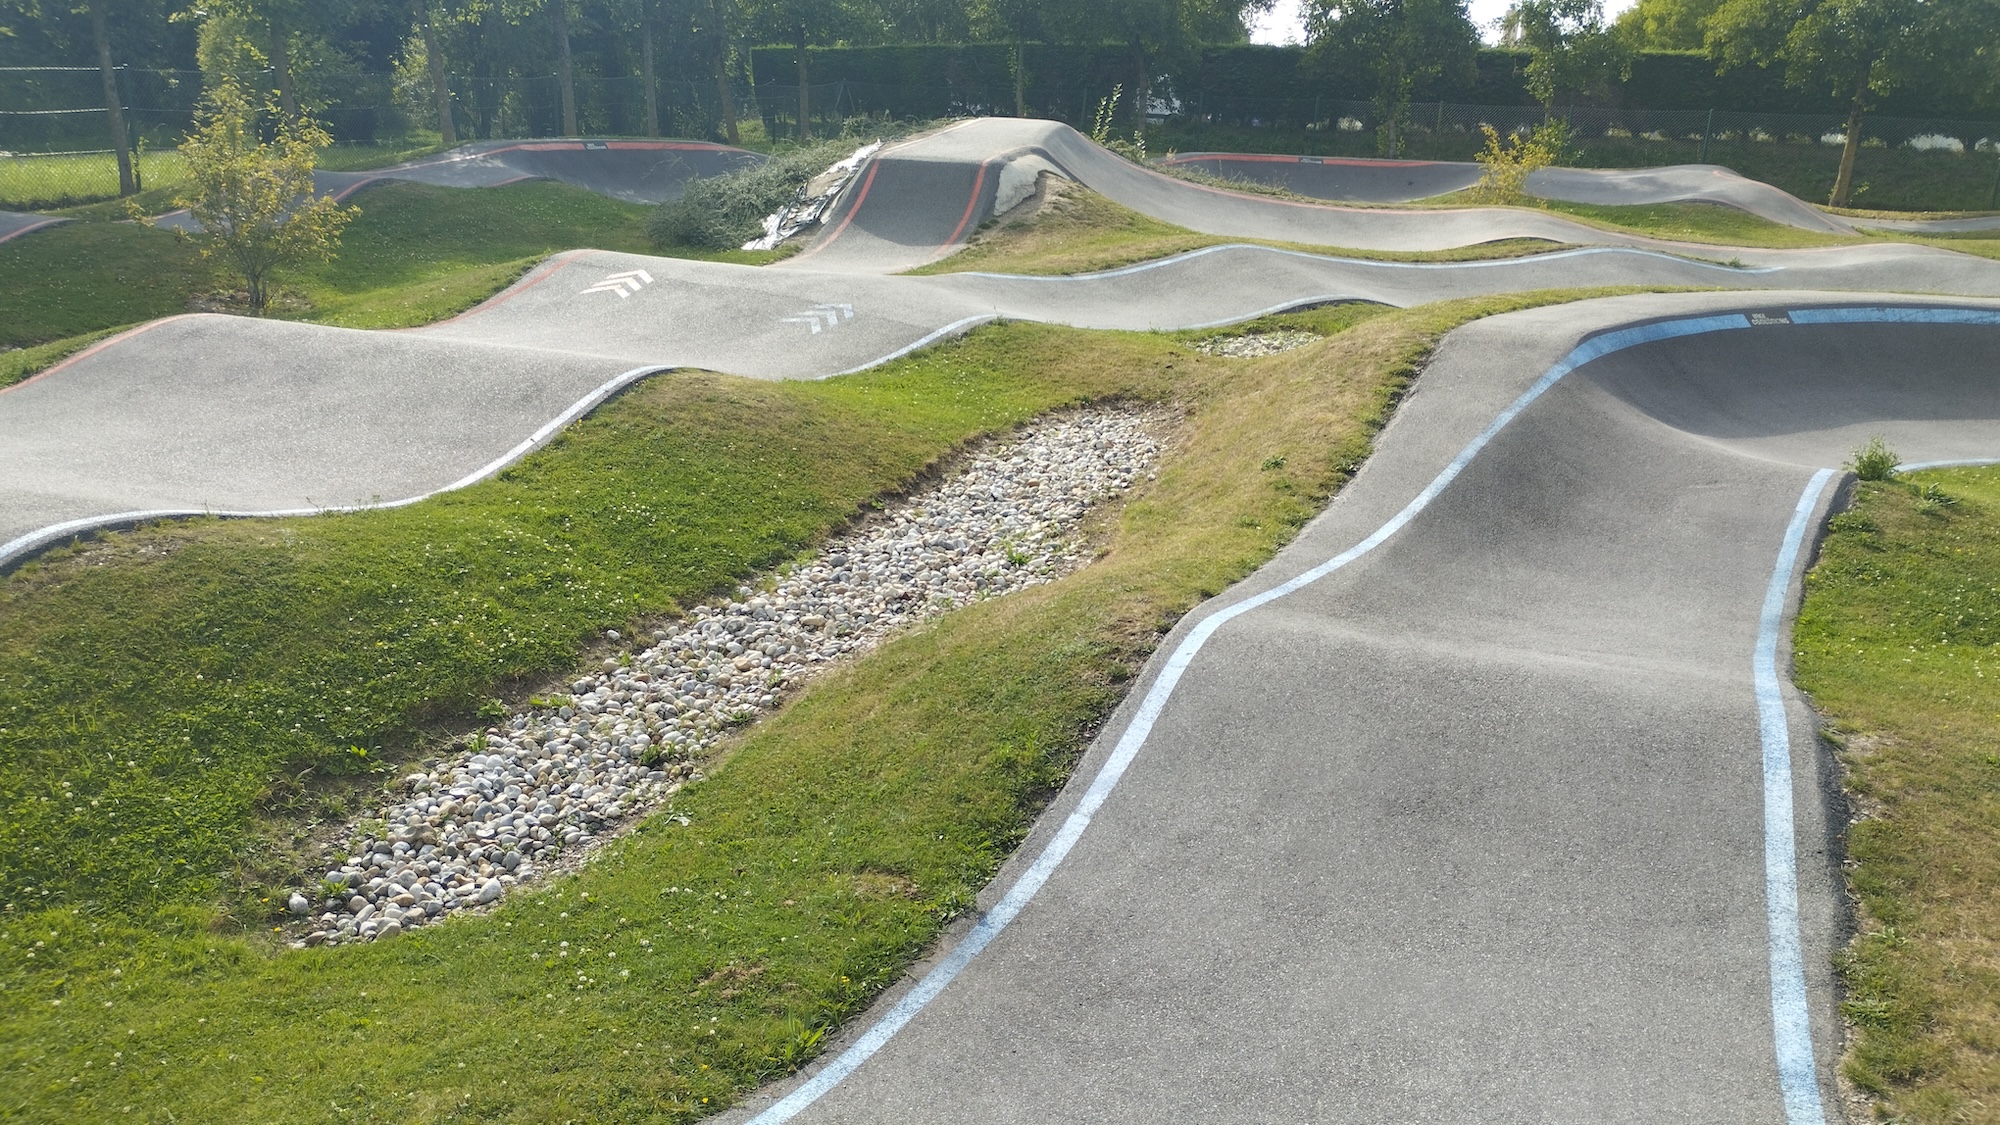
xmin=12 ymin=120 xmax=2000 ymax=1124
xmin=12 ymin=231 xmax=2000 ymax=561
xmin=310 ymin=138 xmax=763 ymax=204
xmin=0 ymin=210 xmax=69 ymax=244
xmin=141 ymin=137 xmax=763 ymax=234
xmin=727 ymin=292 xmax=2000 ymax=1125
xmin=791 ymin=120 xmax=1628 ymax=274
xmin=1158 ymin=151 xmax=1975 ymax=235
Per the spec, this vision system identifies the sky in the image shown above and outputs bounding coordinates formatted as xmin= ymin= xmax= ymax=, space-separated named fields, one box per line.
xmin=1247 ymin=0 xmax=1641 ymax=48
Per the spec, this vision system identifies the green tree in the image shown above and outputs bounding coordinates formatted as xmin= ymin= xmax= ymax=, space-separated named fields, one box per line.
xmin=1706 ymin=0 xmax=1957 ymax=206
xmin=410 ymin=0 xmax=459 ymax=144
xmin=1611 ymin=0 xmax=1723 ymax=48
xmin=973 ymin=0 xmax=1049 ymax=115
xmin=1501 ymin=0 xmax=1631 ymax=115
xmin=740 ymin=0 xmax=870 ymax=140
xmin=1306 ymin=0 xmax=1477 ymax=156
xmin=1047 ymin=0 xmax=1267 ymax=130
xmin=167 ymin=77 xmax=358 ymax=313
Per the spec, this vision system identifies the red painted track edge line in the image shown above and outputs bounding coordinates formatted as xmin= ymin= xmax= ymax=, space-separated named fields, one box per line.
xmin=1 ymin=315 xmax=197 ymax=396
xmin=414 ymin=250 xmax=580 ymax=329
xmin=1162 ymin=152 xmax=1443 ymax=168
xmin=0 ymin=217 xmax=68 ymax=244
xmin=938 ymin=162 xmax=992 ymax=253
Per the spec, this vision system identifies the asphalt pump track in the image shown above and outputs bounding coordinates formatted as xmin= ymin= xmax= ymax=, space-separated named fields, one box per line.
xmin=8 ymin=117 xmax=2000 ymax=1124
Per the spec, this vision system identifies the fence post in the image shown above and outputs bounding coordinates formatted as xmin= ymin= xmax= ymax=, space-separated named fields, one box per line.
xmin=1699 ymin=107 xmax=1714 ymax=163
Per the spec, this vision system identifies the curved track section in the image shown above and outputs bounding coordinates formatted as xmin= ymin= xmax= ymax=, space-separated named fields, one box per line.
xmin=9 ymin=229 xmax=2000 ymax=563
xmin=311 ymin=138 xmax=763 ymax=205
xmin=1161 ymin=151 xmax=1485 ymax=201
xmin=11 ymin=115 xmax=2000 ymax=1125
xmin=789 ymin=120 xmax=1627 ymax=274
xmin=727 ymin=292 xmax=2000 ymax=1125
xmin=139 ymin=137 xmax=763 ymax=234
xmin=1160 ymin=151 xmax=1857 ymax=233
xmin=0 ymin=209 xmax=69 ymax=244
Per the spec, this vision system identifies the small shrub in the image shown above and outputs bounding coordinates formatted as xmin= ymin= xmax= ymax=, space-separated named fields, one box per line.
xmin=1471 ymin=121 xmax=1565 ymax=205
xmin=1848 ymin=436 xmax=1901 ymax=481
xmin=647 ymin=134 xmax=885 ymax=250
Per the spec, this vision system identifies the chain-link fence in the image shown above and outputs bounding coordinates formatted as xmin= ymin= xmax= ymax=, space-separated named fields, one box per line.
xmin=10 ymin=64 xmax=2000 ymax=211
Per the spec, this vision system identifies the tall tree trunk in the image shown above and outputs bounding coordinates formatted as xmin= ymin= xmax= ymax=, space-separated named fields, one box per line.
xmin=1129 ymin=39 xmax=1148 ymax=131
xmin=268 ymin=21 xmax=299 ymax=122
xmin=1013 ymin=38 xmax=1025 ymax=117
xmin=712 ymin=21 xmax=740 ymax=144
xmin=554 ymin=2 xmax=578 ymax=136
xmin=795 ymin=27 xmax=810 ymax=141
xmin=416 ymin=0 xmax=457 ymax=145
xmin=1830 ymin=70 xmax=1870 ymax=207
xmin=88 ymin=0 xmax=135 ymax=196
xmin=641 ymin=15 xmax=660 ymax=136
xmin=704 ymin=0 xmax=736 ymax=141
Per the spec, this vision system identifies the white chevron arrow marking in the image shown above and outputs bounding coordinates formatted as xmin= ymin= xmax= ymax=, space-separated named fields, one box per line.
xmin=782 ymin=304 xmax=858 ymax=333
xmin=581 ymin=269 xmax=654 ymax=298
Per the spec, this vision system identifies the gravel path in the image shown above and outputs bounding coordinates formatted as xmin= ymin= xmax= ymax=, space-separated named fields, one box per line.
xmin=293 ymin=404 xmax=1170 ymax=946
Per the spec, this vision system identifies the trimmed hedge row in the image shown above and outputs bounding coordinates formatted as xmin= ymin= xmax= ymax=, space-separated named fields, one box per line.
xmin=748 ymin=44 xmax=1987 ymax=122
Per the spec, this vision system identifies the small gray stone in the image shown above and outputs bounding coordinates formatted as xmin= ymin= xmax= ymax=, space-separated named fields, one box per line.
xmin=475 ymin=878 xmax=504 ymax=905
xmin=287 ymin=892 xmax=310 ymax=915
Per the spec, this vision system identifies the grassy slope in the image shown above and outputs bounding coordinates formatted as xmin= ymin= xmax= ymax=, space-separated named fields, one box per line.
xmin=1795 ymin=467 xmax=2000 ymax=1122
xmin=0 ymin=180 xmax=782 ymax=358
xmin=914 ymin=178 xmax=1998 ymax=282
xmin=1535 ymin=198 xmax=1855 ymax=249
xmin=0 ymin=293 xmax=1609 ymax=1123
xmin=906 ymin=183 xmax=1565 ymax=277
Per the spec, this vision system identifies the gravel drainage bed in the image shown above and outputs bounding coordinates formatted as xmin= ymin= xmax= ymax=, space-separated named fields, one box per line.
xmin=293 ymin=403 xmax=1171 ymax=947
xmin=1192 ymin=330 xmax=1320 ymax=358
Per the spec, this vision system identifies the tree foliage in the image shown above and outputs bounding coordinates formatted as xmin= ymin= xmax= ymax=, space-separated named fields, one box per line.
xmin=168 ymin=77 xmax=359 ymax=313
xmin=1704 ymin=0 xmax=1978 ymax=205
xmin=1611 ymin=0 xmax=1724 ymax=49
xmin=1044 ymin=0 xmax=1267 ymax=127
xmin=1306 ymin=0 xmax=1477 ymax=156
xmin=1500 ymin=0 xmax=1632 ymax=110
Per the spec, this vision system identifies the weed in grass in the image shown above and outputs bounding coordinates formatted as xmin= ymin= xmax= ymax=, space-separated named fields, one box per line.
xmin=1849 ymin=436 xmax=1903 ymax=481
xmin=1914 ymin=483 xmax=1959 ymax=515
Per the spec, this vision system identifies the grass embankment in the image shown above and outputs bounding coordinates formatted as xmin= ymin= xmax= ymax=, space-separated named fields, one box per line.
xmin=0 ymin=293 xmax=1602 ymax=1122
xmin=908 ymin=181 xmax=1564 ymax=277
xmin=1795 ymin=466 xmax=2000 ymax=1122
xmin=0 ymin=179 xmax=781 ymax=381
xmin=1535 ymin=198 xmax=1856 ymax=249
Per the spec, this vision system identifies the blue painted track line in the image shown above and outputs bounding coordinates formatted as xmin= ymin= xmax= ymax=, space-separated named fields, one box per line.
xmin=747 ymin=305 xmax=1937 ymax=1123
xmin=1758 ymin=469 xmax=1837 ymax=1125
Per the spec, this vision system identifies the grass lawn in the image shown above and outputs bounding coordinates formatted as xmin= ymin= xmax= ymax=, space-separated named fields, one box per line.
xmin=0 ymin=179 xmax=783 ymax=364
xmin=0 ymin=291 xmax=1624 ymax=1122
xmin=1795 ymin=466 xmax=2000 ymax=1122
